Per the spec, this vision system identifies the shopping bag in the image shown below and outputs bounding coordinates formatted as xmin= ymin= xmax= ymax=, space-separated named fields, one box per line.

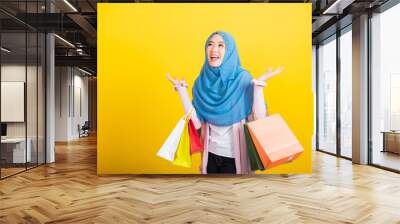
xmin=243 ymin=124 xmax=265 ymax=171
xmin=247 ymin=114 xmax=303 ymax=169
xmin=188 ymin=119 xmax=203 ymax=154
xmin=157 ymin=116 xmax=186 ymax=161
xmin=173 ymin=120 xmax=192 ymax=168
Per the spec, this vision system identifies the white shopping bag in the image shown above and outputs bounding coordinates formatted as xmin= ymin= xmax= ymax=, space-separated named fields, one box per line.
xmin=157 ymin=116 xmax=186 ymax=161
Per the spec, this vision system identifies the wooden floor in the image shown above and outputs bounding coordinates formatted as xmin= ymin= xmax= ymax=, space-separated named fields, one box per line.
xmin=1 ymin=135 xmax=400 ymax=223
xmin=1 ymin=167 xmax=26 ymax=178
xmin=372 ymin=150 xmax=400 ymax=171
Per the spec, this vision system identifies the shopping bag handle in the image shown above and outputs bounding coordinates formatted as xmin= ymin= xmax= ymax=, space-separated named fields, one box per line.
xmin=184 ymin=107 xmax=194 ymax=121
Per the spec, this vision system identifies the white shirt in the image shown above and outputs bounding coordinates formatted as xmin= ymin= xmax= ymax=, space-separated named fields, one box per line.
xmin=208 ymin=124 xmax=235 ymax=158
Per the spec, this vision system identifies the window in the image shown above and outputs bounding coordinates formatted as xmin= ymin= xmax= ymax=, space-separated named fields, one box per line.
xmin=370 ymin=2 xmax=400 ymax=171
xmin=339 ymin=28 xmax=352 ymax=158
xmin=317 ymin=36 xmax=337 ymax=154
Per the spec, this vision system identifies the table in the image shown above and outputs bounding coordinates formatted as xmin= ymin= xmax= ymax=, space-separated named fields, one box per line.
xmin=1 ymin=138 xmax=32 ymax=164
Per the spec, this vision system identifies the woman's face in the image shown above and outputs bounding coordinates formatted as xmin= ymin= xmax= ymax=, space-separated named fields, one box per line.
xmin=206 ymin=34 xmax=225 ymax=67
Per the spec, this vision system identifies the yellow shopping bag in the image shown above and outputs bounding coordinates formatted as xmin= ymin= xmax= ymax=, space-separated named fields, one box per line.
xmin=172 ymin=114 xmax=192 ymax=168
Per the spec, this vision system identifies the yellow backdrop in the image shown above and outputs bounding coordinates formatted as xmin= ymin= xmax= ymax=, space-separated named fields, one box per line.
xmin=98 ymin=3 xmax=312 ymax=174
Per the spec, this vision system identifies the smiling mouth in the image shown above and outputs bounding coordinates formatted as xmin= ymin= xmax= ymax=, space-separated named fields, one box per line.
xmin=210 ymin=56 xmax=220 ymax=61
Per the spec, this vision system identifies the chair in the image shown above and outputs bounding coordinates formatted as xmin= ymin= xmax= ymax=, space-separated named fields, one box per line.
xmin=79 ymin=121 xmax=90 ymax=138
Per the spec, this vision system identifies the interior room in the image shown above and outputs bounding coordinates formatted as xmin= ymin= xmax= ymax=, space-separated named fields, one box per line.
xmin=1 ymin=25 xmax=46 ymax=178
xmin=0 ymin=0 xmax=399 ymax=223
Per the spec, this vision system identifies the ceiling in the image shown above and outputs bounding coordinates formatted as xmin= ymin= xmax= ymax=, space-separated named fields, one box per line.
xmin=0 ymin=0 xmax=395 ymax=74
xmin=1 ymin=0 xmax=97 ymax=73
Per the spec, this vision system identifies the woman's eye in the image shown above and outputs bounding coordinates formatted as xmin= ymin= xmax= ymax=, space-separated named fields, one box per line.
xmin=219 ymin=44 xmax=224 ymax=47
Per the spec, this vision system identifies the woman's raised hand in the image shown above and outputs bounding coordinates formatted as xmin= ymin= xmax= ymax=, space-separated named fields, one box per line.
xmin=166 ymin=73 xmax=188 ymax=88
xmin=257 ymin=66 xmax=284 ymax=82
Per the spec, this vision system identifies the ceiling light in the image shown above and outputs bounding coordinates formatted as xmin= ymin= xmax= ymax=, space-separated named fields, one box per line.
xmin=54 ymin=34 xmax=75 ymax=48
xmin=1 ymin=47 xmax=11 ymax=53
xmin=78 ymin=67 xmax=93 ymax=76
xmin=63 ymin=0 xmax=78 ymax=12
xmin=322 ymin=0 xmax=355 ymax=15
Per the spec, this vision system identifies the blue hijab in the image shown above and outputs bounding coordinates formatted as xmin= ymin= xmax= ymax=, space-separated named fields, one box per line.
xmin=192 ymin=31 xmax=253 ymax=126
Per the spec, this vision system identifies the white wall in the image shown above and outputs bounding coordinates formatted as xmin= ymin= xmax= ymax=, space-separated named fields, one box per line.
xmin=1 ymin=65 xmax=38 ymax=138
xmin=75 ymin=70 xmax=89 ymax=139
xmin=55 ymin=66 xmax=70 ymax=141
xmin=55 ymin=67 xmax=89 ymax=141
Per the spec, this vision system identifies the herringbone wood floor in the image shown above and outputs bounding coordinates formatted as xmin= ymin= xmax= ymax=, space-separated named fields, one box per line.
xmin=1 ymin=134 xmax=400 ymax=224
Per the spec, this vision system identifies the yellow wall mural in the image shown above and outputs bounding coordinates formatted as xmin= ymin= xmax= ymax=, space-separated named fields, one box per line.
xmin=98 ymin=3 xmax=312 ymax=174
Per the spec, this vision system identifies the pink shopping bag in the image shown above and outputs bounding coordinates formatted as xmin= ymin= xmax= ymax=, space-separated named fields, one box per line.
xmin=247 ymin=114 xmax=303 ymax=169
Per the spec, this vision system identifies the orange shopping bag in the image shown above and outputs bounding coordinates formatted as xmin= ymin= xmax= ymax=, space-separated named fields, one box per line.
xmin=246 ymin=114 xmax=303 ymax=169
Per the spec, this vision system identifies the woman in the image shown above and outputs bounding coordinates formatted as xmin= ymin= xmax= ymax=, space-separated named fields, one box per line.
xmin=167 ymin=31 xmax=283 ymax=174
